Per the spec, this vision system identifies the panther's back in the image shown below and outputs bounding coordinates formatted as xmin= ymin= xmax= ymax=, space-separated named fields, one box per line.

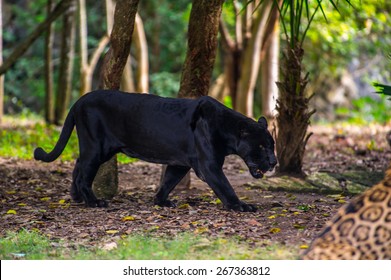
xmin=302 ymin=166 xmax=391 ymax=260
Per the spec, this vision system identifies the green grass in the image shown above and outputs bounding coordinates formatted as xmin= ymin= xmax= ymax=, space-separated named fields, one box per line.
xmin=0 ymin=230 xmax=296 ymax=260
xmin=0 ymin=117 xmax=136 ymax=164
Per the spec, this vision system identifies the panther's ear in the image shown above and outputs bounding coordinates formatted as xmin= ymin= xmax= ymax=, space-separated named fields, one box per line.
xmin=258 ymin=116 xmax=268 ymax=128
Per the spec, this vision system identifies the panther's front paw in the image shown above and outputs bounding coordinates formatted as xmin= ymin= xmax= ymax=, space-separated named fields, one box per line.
xmin=85 ymin=199 xmax=108 ymax=208
xmin=226 ymin=201 xmax=257 ymax=212
xmin=154 ymin=198 xmax=177 ymax=208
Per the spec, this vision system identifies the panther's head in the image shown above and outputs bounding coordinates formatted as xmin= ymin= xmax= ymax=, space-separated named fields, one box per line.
xmin=237 ymin=117 xmax=277 ymax=179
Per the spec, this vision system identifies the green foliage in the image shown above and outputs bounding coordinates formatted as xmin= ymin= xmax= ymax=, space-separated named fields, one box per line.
xmin=0 ymin=230 xmax=296 ymax=260
xmin=305 ymin=0 xmax=391 ymax=79
xmin=149 ymin=72 xmax=180 ymax=97
xmin=335 ymin=95 xmax=391 ymax=124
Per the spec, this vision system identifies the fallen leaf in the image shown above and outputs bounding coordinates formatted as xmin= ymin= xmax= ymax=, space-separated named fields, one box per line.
xmin=40 ymin=197 xmax=51 ymax=201
xmin=210 ymin=199 xmax=222 ymax=205
xmin=122 ymin=216 xmax=135 ymax=221
xmin=17 ymin=203 xmax=27 ymax=207
xmin=300 ymin=244 xmax=309 ymax=249
xmin=194 ymin=227 xmax=209 ymax=234
xmin=268 ymin=215 xmax=276 ymax=219
xmin=105 ymin=230 xmax=119 ymax=235
xmin=293 ymin=224 xmax=305 ymax=230
xmin=269 ymin=227 xmax=281 ymax=234
xmin=178 ymin=203 xmax=190 ymax=209
xmin=58 ymin=199 xmax=66 ymax=204
xmin=6 ymin=209 xmax=17 ymax=215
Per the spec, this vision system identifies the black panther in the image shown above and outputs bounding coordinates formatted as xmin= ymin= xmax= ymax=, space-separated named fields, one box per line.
xmin=34 ymin=90 xmax=277 ymax=212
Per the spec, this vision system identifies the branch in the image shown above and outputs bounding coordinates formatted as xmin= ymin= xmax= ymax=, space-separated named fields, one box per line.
xmin=89 ymin=35 xmax=110 ymax=73
xmin=0 ymin=0 xmax=73 ymax=75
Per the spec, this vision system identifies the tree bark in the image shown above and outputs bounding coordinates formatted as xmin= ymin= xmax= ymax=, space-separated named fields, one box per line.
xmin=0 ymin=0 xmax=4 ymax=124
xmin=217 ymin=0 xmax=280 ymax=117
xmin=54 ymin=0 xmax=76 ymax=125
xmin=79 ymin=0 xmax=109 ymax=96
xmin=178 ymin=0 xmax=224 ymax=98
xmin=275 ymin=41 xmax=315 ymax=176
xmin=260 ymin=22 xmax=279 ymax=117
xmin=93 ymin=0 xmax=140 ymax=200
xmin=44 ymin=0 xmax=55 ymax=124
xmin=235 ymin=0 xmax=273 ymax=118
xmin=0 ymin=0 xmax=74 ymax=75
xmin=133 ymin=13 xmax=149 ymax=93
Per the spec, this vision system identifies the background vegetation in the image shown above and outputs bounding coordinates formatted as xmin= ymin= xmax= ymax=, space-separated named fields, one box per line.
xmin=1 ymin=0 xmax=390 ymax=123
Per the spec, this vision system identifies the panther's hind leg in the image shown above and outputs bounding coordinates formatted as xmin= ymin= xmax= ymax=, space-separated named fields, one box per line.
xmin=77 ymin=157 xmax=108 ymax=208
xmin=154 ymin=165 xmax=190 ymax=207
xmin=70 ymin=158 xmax=83 ymax=203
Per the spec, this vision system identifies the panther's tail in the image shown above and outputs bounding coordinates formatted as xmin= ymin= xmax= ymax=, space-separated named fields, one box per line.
xmin=34 ymin=108 xmax=75 ymax=162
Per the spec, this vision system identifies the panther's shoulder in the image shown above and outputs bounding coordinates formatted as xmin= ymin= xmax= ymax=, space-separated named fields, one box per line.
xmin=302 ymin=165 xmax=391 ymax=260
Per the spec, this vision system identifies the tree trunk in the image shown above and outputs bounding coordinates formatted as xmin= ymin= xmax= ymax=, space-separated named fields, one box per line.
xmin=133 ymin=13 xmax=149 ymax=93
xmin=54 ymin=0 xmax=76 ymax=125
xmin=260 ymin=22 xmax=279 ymax=117
xmin=0 ymin=0 xmax=74 ymax=75
xmin=0 ymin=0 xmax=4 ymax=124
xmin=44 ymin=0 xmax=55 ymax=124
xmin=161 ymin=0 xmax=224 ymax=189
xmin=275 ymin=41 xmax=315 ymax=176
xmin=178 ymin=0 xmax=224 ymax=98
xmin=79 ymin=0 xmax=109 ymax=96
xmin=93 ymin=0 xmax=140 ymax=200
xmin=120 ymin=56 xmax=135 ymax=92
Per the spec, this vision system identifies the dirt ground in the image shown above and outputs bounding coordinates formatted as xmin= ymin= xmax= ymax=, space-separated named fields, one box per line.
xmin=1 ymin=123 xmax=391 ymax=255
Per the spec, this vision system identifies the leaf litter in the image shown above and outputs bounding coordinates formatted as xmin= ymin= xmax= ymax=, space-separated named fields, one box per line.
xmin=0 ymin=123 xmax=391 ymax=255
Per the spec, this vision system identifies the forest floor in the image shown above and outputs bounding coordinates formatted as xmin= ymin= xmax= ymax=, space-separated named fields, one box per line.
xmin=1 ymin=123 xmax=391 ymax=257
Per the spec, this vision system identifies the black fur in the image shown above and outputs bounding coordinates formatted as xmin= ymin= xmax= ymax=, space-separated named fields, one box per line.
xmin=34 ymin=90 xmax=277 ymax=212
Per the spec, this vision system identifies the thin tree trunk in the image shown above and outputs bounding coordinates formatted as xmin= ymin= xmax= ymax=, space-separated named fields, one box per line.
xmin=0 ymin=0 xmax=4 ymax=124
xmin=133 ymin=13 xmax=148 ymax=93
xmin=44 ymin=0 xmax=55 ymax=123
xmin=120 ymin=56 xmax=135 ymax=92
xmin=54 ymin=0 xmax=76 ymax=125
xmin=79 ymin=0 xmax=109 ymax=96
xmin=0 ymin=0 xmax=74 ymax=75
xmin=275 ymin=41 xmax=315 ymax=176
xmin=178 ymin=0 xmax=224 ymax=98
xmin=260 ymin=22 xmax=279 ymax=117
xmin=235 ymin=0 xmax=272 ymax=118
xmin=93 ymin=0 xmax=140 ymax=200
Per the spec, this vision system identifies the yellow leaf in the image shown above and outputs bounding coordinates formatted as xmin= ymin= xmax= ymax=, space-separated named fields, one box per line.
xmin=6 ymin=190 xmax=16 ymax=195
xmin=58 ymin=199 xmax=66 ymax=204
xmin=293 ymin=211 xmax=300 ymax=215
xmin=300 ymin=244 xmax=309 ymax=249
xmin=178 ymin=203 xmax=190 ymax=209
xmin=211 ymin=199 xmax=222 ymax=205
xmin=122 ymin=216 xmax=135 ymax=221
xmin=6 ymin=209 xmax=17 ymax=215
xmin=269 ymin=227 xmax=281 ymax=234
xmin=268 ymin=215 xmax=276 ymax=219
xmin=194 ymin=227 xmax=209 ymax=234
xmin=40 ymin=197 xmax=51 ymax=201
xmin=338 ymin=199 xmax=346 ymax=204
xmin=17 ymin=203 xmax=27 ymax=207
xmin=106 ymin=230 xmax=119 ymax=235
